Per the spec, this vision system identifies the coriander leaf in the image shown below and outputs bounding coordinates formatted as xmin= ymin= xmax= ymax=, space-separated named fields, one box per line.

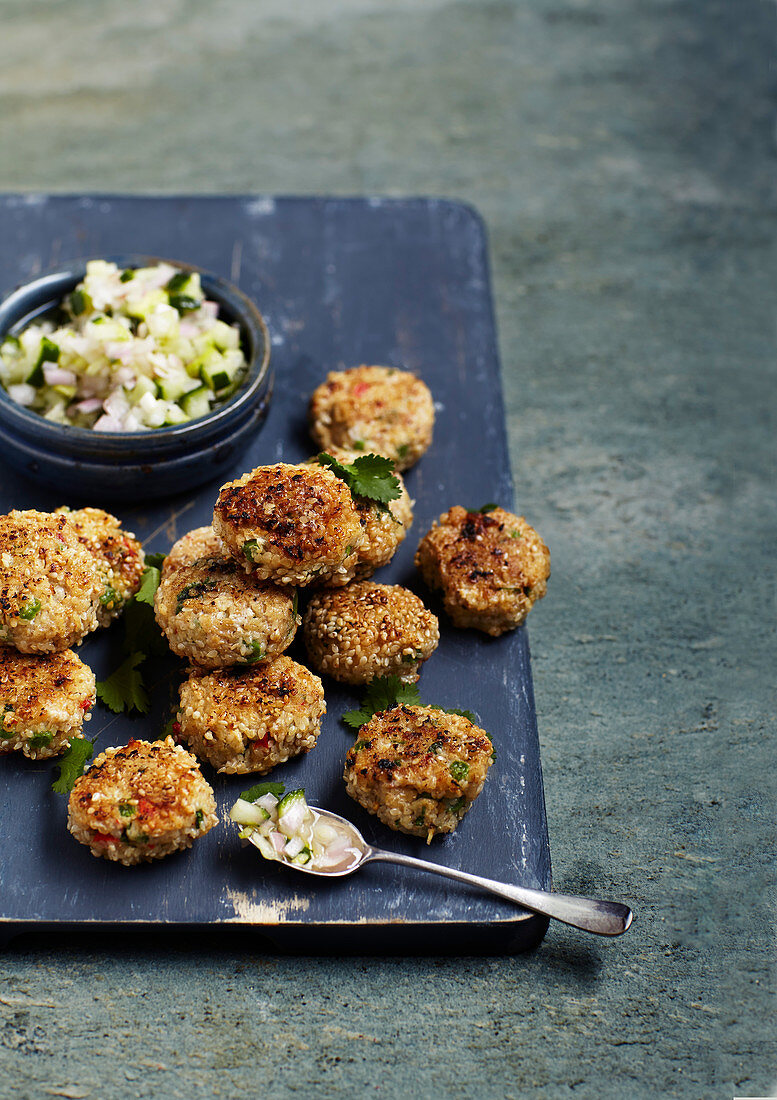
xmin=134 ymin=564 xmax=161 ymax=606
xmin=477 ymin=503 xmax=499 ymax=513
xmin=318 ymin=452 xmax=400 ymax=506
xmin=144 ymin=552 xmax=166 ymax=569
xmin=342 ymin=676 xmax=421 ymax=729
xmin=96 ymin=652 xmax=149 ymax=715
xmin=240 ymin=780 xmax=286 ymax=802
xmin=347 ymin=454 xmax=401 ymax=504
xmin=52 ymin=738 xmax=94 ymax=795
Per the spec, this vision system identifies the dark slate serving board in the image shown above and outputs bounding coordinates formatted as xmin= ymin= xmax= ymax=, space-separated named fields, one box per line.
xmin=0 ymin=195 xmax=551 ymax=952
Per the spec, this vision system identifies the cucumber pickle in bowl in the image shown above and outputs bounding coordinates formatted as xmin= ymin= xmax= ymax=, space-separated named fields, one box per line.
xmin=0 ymin=256 xmax=272 ymax=500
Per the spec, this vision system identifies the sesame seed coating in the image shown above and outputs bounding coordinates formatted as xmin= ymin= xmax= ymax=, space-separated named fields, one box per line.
xmin=309 ymin=365 xmax=434 ymax=470
xmin=154 ymin=554 xmax=299 ymax=669
xmin=0 ymin=510 xmax=103 ymax=653
xmin=0 ymin=647 xmax=95 ymax=759
xmin=344 ymin=705 xmax=493 ymax=840
xmin=303 ymin=582 xmax=439 ymax=684
xmin=67 ymin=737 xmax=218 ymax=866
xmin=177 ymin=656 xmax=326 ymax=775
xmin=56 ymin=506 xmax=144 ymax=626
xmin=162 ymin=526 xmax=224 ymax=580
xmin=213 ymin=462 xmax=364 ymax=586
xmin=415 ymin=505 xmax=550 ymax=636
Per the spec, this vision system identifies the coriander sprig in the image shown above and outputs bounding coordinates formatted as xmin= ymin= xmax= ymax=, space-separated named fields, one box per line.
xmin=52 ymin=737 xmax=95 ymax=795
xmin=317 ymin=452 xmax=401 ymax=508
xmin=342 ymin=677 xmax=481 ymax=734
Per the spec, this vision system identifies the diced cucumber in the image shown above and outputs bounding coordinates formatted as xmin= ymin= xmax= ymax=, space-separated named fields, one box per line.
xmin=200 ymin=361 xmax=231 ymax=392
xmin=277 ymin=789 xmax=311 ymax=837
xmin=125 ymin=289 xmax=167 ymax=320
xmin=166 ymin=272 xmax=202 ymax=313
xmin=180 ymin=384 xmax=212 ymax=419
xmin=129 ymin=376 xmax=159 ymax=404
xmin=230 ymin=799 xmax=271 ymax=826
xmin=27 ymin=336 xmax=59 ymax=386
xmin=157 ymin=374 xmax=196 ymax=402
xmin=163 ymin=403 xmax=189 ymax=426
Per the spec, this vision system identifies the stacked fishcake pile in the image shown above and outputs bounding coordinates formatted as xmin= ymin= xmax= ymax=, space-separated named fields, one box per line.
xmin=161 ymin=369 xmax=440 ymax=779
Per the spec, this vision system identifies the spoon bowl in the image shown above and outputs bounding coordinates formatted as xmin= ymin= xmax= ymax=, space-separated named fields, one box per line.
xmin=244 ymin=805 xmax=634 ymax=937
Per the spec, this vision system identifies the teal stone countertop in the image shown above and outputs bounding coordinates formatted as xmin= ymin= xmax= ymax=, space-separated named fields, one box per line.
xmin=0 ymin=1 xmax=773 ymax=1097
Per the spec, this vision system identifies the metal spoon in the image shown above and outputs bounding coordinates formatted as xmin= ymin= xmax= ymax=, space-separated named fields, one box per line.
xmin=245 ymin=806 xmax=633 ymax=937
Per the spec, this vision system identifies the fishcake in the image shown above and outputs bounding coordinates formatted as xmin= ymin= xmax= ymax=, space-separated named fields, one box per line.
xmin=415 ymin=505 xmax=550 ymax=636
xmin=213 ymin=462 xmax=364 ymax=586
xmin=154 ymin=554 xmax=299 ymax=669
xmin=303 ymin=582 xmax=439 ymax=684
xmin=162 ymin=526 xmax=224 ymax=580
xmin=309 ymin=448 xmax=413 ymax=586
xmin=67 ymin=737 xmax=218 ymax=866
xmin=344 ymin=705 xmax=493 ymax=840
xmin=0 ymin=648 xmax=95 ymax=759
xmin=309 ymin=365 xmax=434 ymax=470
xmin=0 ymin=510 xmax=103 ymax=653
xmin=177 ymin=656 xmax=326 ymax=775
xmin=56 ymin=506 xmax=144 ymax=626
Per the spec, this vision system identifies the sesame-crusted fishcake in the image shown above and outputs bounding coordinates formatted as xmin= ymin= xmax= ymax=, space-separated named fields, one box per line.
xmin=56 ymin=506 xmax=144 ymax=626
xmin=177 ymin=657 xmax=326 ymax=775
xmin=162 ymin=526 xmax=224 ymax=580
xmin=213 ymin=462 xmax=364 ymax=586
xmin=344 ymin=705 xmax=493 ymax=840
xmin=309 ymin=448 xmax=413 ymax=587
xmin=415 ymin=505 xmax=550 ymax=636
xmin=154 ymin=554 xmax=299 ymax=669
xmin=303 ymin=582 xmax=439 ymax=684
xmin=67 ymin=737 xmax=217 ymax=865
xmin=309 ymin=365 xmax=434 ymax=470
xmin=0 ymin=510 xmax=103 ymax=653
xmin=0 ymin=648 xmax=95 ymax=759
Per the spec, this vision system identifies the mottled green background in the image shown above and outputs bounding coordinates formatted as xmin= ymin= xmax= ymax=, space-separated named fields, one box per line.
xmin=0 ymin=1 xmax=774 ymax=1097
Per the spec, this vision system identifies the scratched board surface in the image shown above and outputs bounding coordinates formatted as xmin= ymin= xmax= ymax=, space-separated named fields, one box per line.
xmin=0 ymin=195 xmax=550 ymax=951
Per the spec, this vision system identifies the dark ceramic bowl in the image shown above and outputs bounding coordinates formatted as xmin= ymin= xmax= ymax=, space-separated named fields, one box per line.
xmin=0 ymin=256 xmax=272 ymax=501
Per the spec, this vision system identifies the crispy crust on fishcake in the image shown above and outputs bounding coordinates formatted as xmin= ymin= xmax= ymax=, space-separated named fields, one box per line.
xmin=309 ymin=365 xmax=434 ymax=470
xmin=0 ymin=510 xmax=102 ymax=653
xmin=213 ymin=463 xmax=364 ymax=586
xmin=67 ymin=737 xmax=217 ymax=865
xmin=56 ymin=506 xmax=144 ymax=625
xmin=303 ymin=582 xmax=438 ymax=684
xmin=415 ymin=505 xmax=550 ymax=635
xmin=344 ymin=705 xmax=493 ymax=839
xmin=0 ymin=647 xmax=95 ymax=759
xmin=177 ymin=656 xmax=326 ymax=774
xmin=154 ymin=554 xmax=298 ymax=668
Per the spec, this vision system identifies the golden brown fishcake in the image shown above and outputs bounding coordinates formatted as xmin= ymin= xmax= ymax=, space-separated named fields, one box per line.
xmin=162 ymin=526 xmax=224 ymax=580
xmin=309 ymin=365 xmax=434 ymax=470
xmin=67 ymin=737 xmax=218 ymax=866
xmin=308 ymin=449 xmax=413 ymax=586
xmin=303 ymin=582 xmax=439 ymax=684
xmin=154 ymin=554 xmax=299 ymax=669
xmin=344 ymin=705 xmax=493 ymax=840
xmin=213 ymin=462 xmax=364 ymax=586
xmin=0 ymin=648 xmax=95 ymax=759
xmin=56 ymin=506 xmax=144 ymax=626
xmin=0 ymin=510 xmax=103 ymax=653
xmin=415 ymin=505 xmax=550 ymax=636
xmin=177 ymin=656 xmax=326 ymax=775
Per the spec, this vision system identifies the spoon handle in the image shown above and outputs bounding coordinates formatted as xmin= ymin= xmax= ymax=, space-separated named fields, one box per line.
xmin=363 ymin=848 xmax=633 ymax=936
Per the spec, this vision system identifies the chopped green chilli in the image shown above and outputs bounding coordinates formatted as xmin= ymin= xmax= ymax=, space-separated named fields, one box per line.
xmin=449 ymin=760 xmax=470 ymax=783
xmin=18 ymin=597 xmax=41 ymax=620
